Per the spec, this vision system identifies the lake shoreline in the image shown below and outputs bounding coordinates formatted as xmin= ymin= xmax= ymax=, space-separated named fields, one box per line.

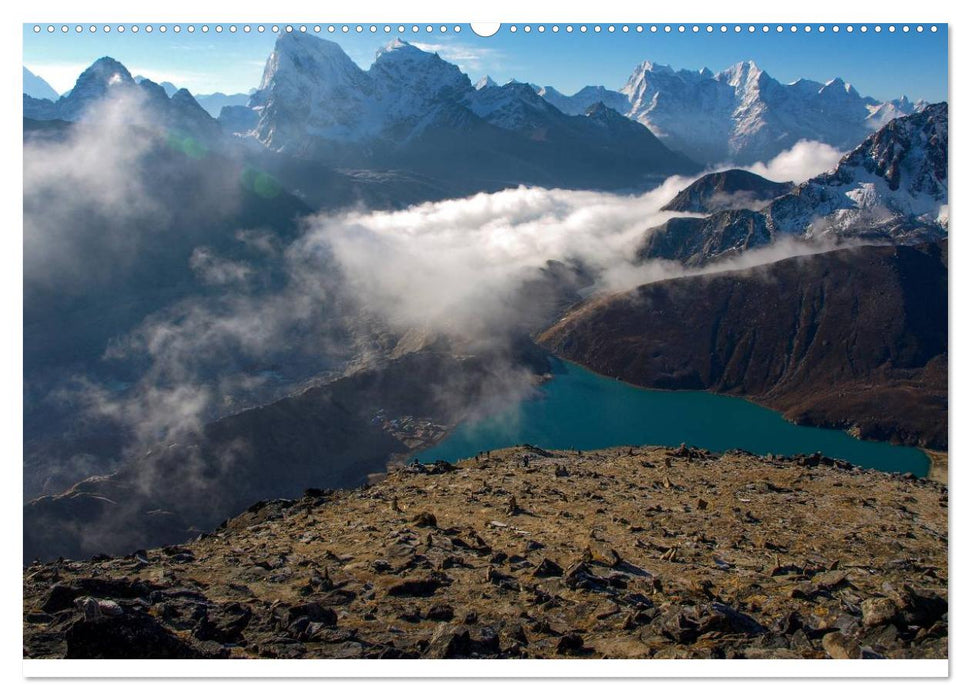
xmin=559 ymin=355 xmax=938 ymax=454
xmin=416 ymin=356 xmax=930 ymax=477
xmin=922 ymin=449 xmax=949 ymax=484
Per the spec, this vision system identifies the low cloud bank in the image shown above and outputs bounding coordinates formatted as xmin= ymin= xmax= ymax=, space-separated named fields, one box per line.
xmin=741 ymin=139 xmax=845 ymax=184
xmin=299 ymin=179 xmax=696 ymax=334
xmin=26 ymin=107 xmax=857 ymax=503
xmin=55 ymin=176 xmax=849 ymax=462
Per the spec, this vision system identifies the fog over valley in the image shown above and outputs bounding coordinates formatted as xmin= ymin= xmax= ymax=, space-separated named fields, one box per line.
xmin=21 ymin=34 xmax=948 ymax=563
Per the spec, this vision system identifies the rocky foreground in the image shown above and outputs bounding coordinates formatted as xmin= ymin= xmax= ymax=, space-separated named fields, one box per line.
xmin=23 ymin=446 xmax=947 ymax=659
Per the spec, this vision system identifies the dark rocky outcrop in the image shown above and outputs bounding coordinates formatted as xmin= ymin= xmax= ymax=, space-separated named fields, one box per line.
xmin=637 ymin=209 xmax=773 ymax=265
xmin=661 ymin=169 xmax=793 ymax=214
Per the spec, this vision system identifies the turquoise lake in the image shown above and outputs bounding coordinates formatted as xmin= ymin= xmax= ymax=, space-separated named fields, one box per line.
xmin=417 ymin=358 xmax=929 ymax=476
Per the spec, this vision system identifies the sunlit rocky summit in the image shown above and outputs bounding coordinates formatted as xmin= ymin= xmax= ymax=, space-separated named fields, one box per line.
xmin=23 ymin=446 xmax=946 ymax=659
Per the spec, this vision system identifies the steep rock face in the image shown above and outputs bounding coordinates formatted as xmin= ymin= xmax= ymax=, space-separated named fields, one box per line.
xmin=638 ymin=210 xmax=772 ymax=265
xmin=767 ymin=102 xmax=948 ymax=236
xmin=639 ymin=106 xmax=948 ymax=266
xmin=370 ymin=39 xmax=473 ymax=131
xmin=661 ymin=169 xmax=794 ymax=214
xmin=540 ymin=242 xmax=948 ymax=449
xmin=249 ymin=33 xmax=376 ymax=148
xmin=56 ymin=57 xmax=137 ymax=120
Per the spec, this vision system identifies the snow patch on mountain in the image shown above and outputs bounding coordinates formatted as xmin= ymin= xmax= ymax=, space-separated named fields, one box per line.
xmin=474 ymin=75 xmax=498 ymax=90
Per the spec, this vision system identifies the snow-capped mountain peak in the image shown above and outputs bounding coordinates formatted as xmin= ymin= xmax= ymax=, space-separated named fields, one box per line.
xmin=766 ymin=103 xmax=948 ymax=236
xmin=248 ymin=33 xmax=375 ymax=146
xmin=718 ymin=59 xmax=763 ymax=85
xmin=634 ymin=60 xmax=676 ymax=76
xmin=376 ymin=36 xmax=410 ymax=55
xmin=370 ymin=39 xmax=470 ymax=100
xmin=474 ymin=75 xmax=498 ymax=90
xmin=256 ymin=32 xmax=369 ymax=97
xmin=51 ymin=57 xmax=137 ymax=120
xmin=616 ymin=58 xmax=928 ymax=165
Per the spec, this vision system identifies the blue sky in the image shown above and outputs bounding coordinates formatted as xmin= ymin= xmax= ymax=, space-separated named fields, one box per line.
xmin=23 ymin=23 xmax=948 ymax=102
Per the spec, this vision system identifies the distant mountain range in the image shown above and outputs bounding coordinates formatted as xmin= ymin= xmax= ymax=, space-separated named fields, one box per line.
xmin=239 ymin=34 xmax=698 ymax=188
xmin=23 ymin=33 xmax=933 ymax=186
xmin=23 ymin=37 xmax=698 ymax=195
xmin=131 ymin=75 xmax=252 ymax=117
xmin=23 ymin=66 xmax=58 ymax=101
xmin=24 ymin=58 xmax=222 ymax=143
xmin=533 ymin=60 xmax=928 ymax=165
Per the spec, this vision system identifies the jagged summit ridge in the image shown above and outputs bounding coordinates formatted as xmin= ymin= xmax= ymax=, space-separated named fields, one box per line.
xmin=242 ymin=32 xmax=699 ymax=181
xmin=767 ymin=102 xmax=948 ymax=235
xmin=22 ymin=55 xmax=222 ymax=143
xmin=249 ymin=33 xmax=375 ymax=145
xmin=534 ymin=59 xmax=927 ymax=165
xmin=474 ymin=75 xmax=498 ymax=90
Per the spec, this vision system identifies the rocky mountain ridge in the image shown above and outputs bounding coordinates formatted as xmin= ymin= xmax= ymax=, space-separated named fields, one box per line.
xmin=23 ymin=445 xmax=947 ymax=659
xmin=640 ymin=105 xmax=948 ymax=266
xmin=23 ymin=42 xmax=932 ymax=171
xmin=242 ymin=33 xmax=698 ymax=186
xmin=541 ymin=242 xmax=948 ymax=450
xmin=661 ymin=169 xmax=794 ymax=214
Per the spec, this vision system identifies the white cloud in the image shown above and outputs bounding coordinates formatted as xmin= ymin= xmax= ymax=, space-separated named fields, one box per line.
xmin=297 ymin=175 xmax=836 ymax=338
xmin=23 ymin=90 xmax=165 ymax=291
xmin=410 ymin=42 xmax=504 ymax=75
xmin=742 ymin=140 xmax=846 ymax=184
